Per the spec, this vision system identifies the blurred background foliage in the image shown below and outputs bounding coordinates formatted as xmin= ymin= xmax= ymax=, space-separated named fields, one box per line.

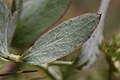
xmin=0 ymin=0 xmax=120 ymax=80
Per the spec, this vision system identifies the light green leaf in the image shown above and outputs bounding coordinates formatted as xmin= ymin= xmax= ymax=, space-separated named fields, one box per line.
xmin=11 ymin=0 xmax=70 ymax=48
xmin=21 ymin=13 xmax=101 ymax=65
xmin=48 ymin=66 xmax=62 ymax=80
xmin=0 ymin=0 xmax=10 ymax=54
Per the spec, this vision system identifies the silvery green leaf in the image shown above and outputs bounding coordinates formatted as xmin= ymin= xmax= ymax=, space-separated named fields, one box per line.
xmin=11 ymin=0 xmax=70 ymax=48
xmin=21 ymin=13 xmax=101 ymax=65
xmin=8 ymin=0 xmax=23 ymax=44
xmin=0 ymin=0 xmax=10 ymax=54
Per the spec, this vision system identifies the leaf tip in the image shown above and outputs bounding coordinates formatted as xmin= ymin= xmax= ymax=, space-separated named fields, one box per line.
xmin=96 ymin=13 xmax=102 ymax=20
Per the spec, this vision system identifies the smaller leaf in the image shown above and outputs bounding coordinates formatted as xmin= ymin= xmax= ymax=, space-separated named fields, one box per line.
xmin=21 ymin=13 xmax=101 ymax=66
xmin=48 ymin=66 xmax=62 ymax=80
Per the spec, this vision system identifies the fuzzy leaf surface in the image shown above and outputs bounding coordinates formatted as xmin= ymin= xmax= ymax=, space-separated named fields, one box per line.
xmin=21 ymin=13 xmax=100 ymax=65
xmin=11 ymin=0 xmax=70 ymax=48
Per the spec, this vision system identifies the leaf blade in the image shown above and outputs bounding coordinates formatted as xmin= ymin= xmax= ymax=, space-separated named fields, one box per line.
xmin=22 ymin=13 xmax=101 ymax=65
xmin=0 ymin=0 xmax=10 ymax=54
xmin=11 ymin=0 xmax=70 ymax=48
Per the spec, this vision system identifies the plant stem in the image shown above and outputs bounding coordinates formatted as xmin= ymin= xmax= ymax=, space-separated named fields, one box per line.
xmin=98 ymin=0 xmax=111 ymax=79
xmin=0 ymin=66 xmax=56 ymax=80
xmin=49 ymin=61 xmax=73 ymax=66
xmin=98 ymin=0 xmax=111 ymax=40
xmin=0 ymin=70 xmax=38 ymax=77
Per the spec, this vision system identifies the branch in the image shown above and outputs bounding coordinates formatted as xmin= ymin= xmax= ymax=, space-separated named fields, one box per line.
xmin=0 ymin=70 xmax=38 ymax=76
xmin=49 ymin=61 xmax=73 ymax=66
xmin=97 ymin=0 xmax=111 ymax=42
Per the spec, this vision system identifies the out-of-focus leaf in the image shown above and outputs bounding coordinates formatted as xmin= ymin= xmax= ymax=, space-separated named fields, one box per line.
xmin=21 ymin=13 xmax=100 ymax=65
xmin=100 ymin=35 xmax=120 ymax=66
xmin=0 ymin=0 xmax=10 ymax=54
xmin=7 ymin=0 xmax=23 ymax=44
xmin=3 ymin=0 xmax=12 ymax=9
xmin=48 ymin=66 xmax=62 ymax=80
xmin=11 ymin=0 xmax=70 ymax=48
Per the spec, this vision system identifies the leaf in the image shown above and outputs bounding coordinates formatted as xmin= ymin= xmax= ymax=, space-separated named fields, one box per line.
xmin=11 ymin=0 xmax=70 ymax=48
xmin=48 ymin=66 xmax=62 ymax=80
xmin=0 ymin=0 xmax=10 ymax=54
xmin=21 ymin=13 xmax=101 ymax=65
